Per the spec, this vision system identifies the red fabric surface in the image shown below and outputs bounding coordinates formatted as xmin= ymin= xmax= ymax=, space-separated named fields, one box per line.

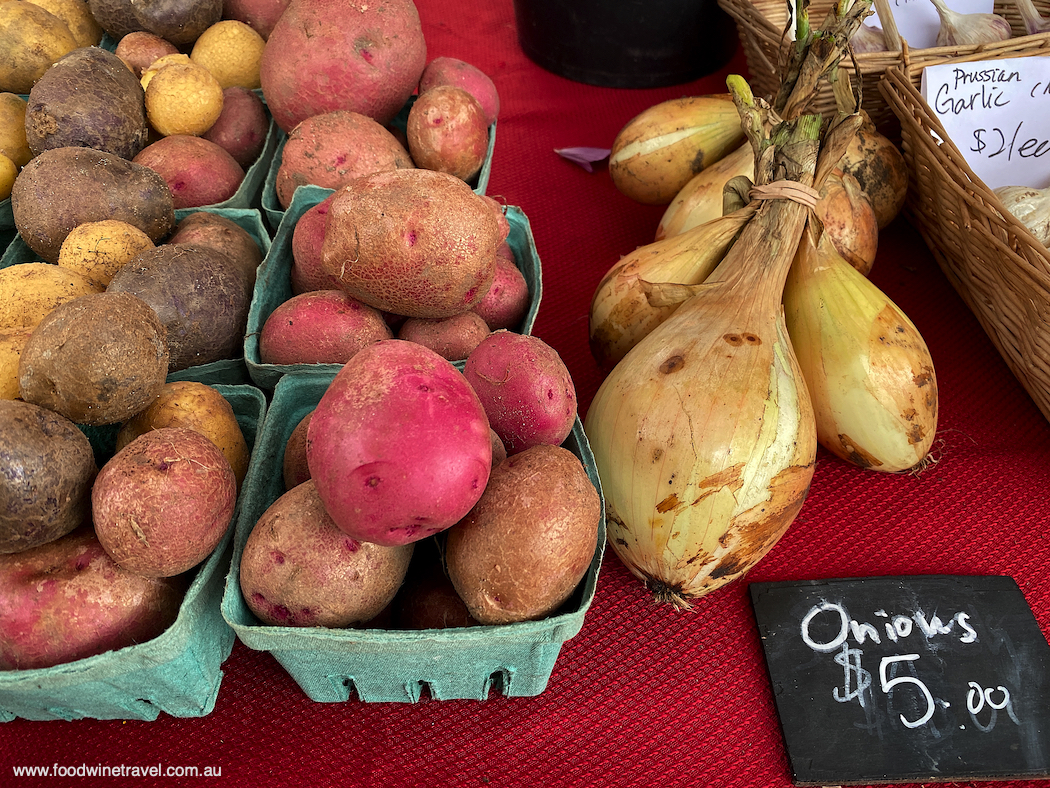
xmin=3 ymin=1 xmax=1050 ymax=786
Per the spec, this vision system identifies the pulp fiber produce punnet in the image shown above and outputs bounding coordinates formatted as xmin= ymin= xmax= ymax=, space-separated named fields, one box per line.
xmin=585 ymin=0 xmax=939 ymax=609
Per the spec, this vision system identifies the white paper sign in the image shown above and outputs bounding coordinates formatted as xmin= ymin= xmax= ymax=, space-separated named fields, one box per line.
xmin=869 ymin=0 xmax=995 ymax=50
xmin=921 ymin=56 xmax=1050 ymax=190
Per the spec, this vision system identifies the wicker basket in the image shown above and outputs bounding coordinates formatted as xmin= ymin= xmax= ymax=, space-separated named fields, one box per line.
xmin=717 ymin=0 xmax=1050 ymax=136
xmin=878 ymin=59 xmax=1050 ymax=425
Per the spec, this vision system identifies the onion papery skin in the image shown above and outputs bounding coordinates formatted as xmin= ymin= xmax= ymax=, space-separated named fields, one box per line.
xmin=585 ymin=173 xmax=818 ymax=608
xmin=588 ymin=204 xmax=755 ymax=371
xmin=783 ymin=225 xmax=938 ymax=473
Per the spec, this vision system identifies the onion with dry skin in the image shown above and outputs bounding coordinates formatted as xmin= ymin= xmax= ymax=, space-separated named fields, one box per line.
xmin=655 ymin=141 xmax=755 ymax=240
xmin=589 ymin=201 xmax=757 ymax=370
xmin=783 ymin=221 xmax=938 ymax=472
xmin=585 ymin=108 xmax=822 ymax=608
xmin=813 ymin=171 xmax=879 ymax=276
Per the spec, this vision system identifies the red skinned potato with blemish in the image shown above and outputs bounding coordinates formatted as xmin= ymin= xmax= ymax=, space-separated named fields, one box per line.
xmin=419 ymin=56 xmax=499 ymax=126
xmin=0 ymin=525 xmax=188 ymax=670
xmin=407 ymin=85 xmax=489 ymax=182
xmin=239 ymin=479 xmax=414 ymax=628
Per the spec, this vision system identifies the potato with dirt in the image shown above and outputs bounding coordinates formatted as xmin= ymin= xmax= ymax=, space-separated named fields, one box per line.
xmin=11 ymin=146 xmax=175 ymax=263
xmin=0 ymin=399 xmax=97 ymax=554
xmin=0 ymin=525 xmax=188 ymax=670
xmin=322 ymin=168 xmax=503 ymax=318
xmin=167 ymin=210 xmax=264 ymax=295
xmin=275 ymin=110 xmax=413 ymax=209
xmin=446 ymin=443 xmax=601 ymax=625
xmin=407 ymin=85 xmax=489 ymax=182
xmin=25 ymin=45 xmax=148 ymax=160
xmin=106 ymin=242 xmax=250 ymax=372
xmin=239 ymin=479 xmax=414 ymax=627
xmin=92 ymin=427 xmax=237 ymax=577
xmin=418 ymin=56 xmax=499 ymax=127
xmin=18 ymin=291 xmax=170 ymax=426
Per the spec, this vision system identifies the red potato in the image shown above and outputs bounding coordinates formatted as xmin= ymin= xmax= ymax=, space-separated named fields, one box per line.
xmin=290 ymin=193 xmax=341 ymax=294
xmin=92 ymin=427 xmax=238 ymax=578
xmin=133 ymin=135 xmax=245 ymax=209
xmin=419 ymin=56 xmax=500 ymax=127
xmin=114 ymin=31 xmax=180 ymax=77
xmin=306 ymin=339 xmax=492 ymax=546
xmin=489 ymin=428 xmax=507 ymax=467
xmin=202 ymin=86 xmax=269 ymax=168
xmin=275 ymin=110 xmax=413 ymax=209
xmin=239 ymin=480 xmax=414 ymax=627
xmin=463 ymin=330 xmax=578 ymax=454
xmin=223 ymin=0 xmax=289 ymax=39
xmin=472 ymin=252 xmax=529 ymax=331
xmin=0 ymin=525 xmax=188 ymax=671
xmin=397 ymin=311 xmax=490 ymax=361
xmin=392 ymin=541 xmax=477 ymax=630
xmin=259 ymin=289 xmax=394 ymax=365
xmin=406 ymin=85 xmax=489 ymax=182
xmin=480 ymin=194 xmax=510 ymax=241
xmin=259 ymin=0 xmax=428 ymax=132
xmin=282 ymin=410 xmax=313 ymax=490
xmin=321 ymin=168 xmax=502 ymax=318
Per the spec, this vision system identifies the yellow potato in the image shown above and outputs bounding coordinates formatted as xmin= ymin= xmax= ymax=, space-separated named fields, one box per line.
xmin=190 ymin=20 xmax=265 ymax=90
xmin=25 ymin=0 xmax=102 ymax=48
xmin=0 ymin=0 xmax=78 ymax=94
xmin=144 ymin=61 xmax=224 ymax=137
xmin=139 ymin=53 xmax=192 ymax=91
xmin=0 ymin=93 xmax=31 ymax=169
xmin=0 ymin=328 xmax=33 ymax=400
xmin=0 ymin=262 xmax=104 ymax=332
xmin=57 ymin=219 xmax=156 ymax=287
xmin=116 ymin=380 xmax=251 ymax=489
xmin=0 ymin=153 xmax=15 ymax=201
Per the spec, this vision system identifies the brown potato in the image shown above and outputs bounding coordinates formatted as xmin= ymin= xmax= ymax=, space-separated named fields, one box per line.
xmin=25 ymin=45 xmax=148 ymax=160
xmin=11 ymin=146 xmax=176 ymax=263
xmin=0 ymin=399 xmax=97 ymax=554
xmin=166 ymin=210 xmax=263 ymax=295
xmin=239 ymin=479 xmax=414 ymax=627
xmin=106 ymin=242 xmax=250 ymax=373
xmin=322 ymin=168 xmax=501 ymax=318
xmin=18 ymin=291 xmax=170 ymax=425
xmin=445 ymin=443 xmax=601 ymax=625
xmin=0 ymin=262 xmax=104 ymax=331
xmin=116 ymin=380 xmax=251 ymax=489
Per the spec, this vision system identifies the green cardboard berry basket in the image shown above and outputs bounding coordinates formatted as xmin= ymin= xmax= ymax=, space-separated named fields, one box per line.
xmin=1 ymin=207 xmax=272 ymax=387
xmin=0 ymin=383 xmax=267 ymax=721
xmin=243 ymin=189 xmax=541 ymax=391
xmin=260 ymin=96 xmax=496 ymax=231
xmin=220 ymin=371 xmax=606 ymax=703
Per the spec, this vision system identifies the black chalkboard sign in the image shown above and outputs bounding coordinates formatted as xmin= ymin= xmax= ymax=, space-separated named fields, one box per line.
xmin=749 ymin=575 xmax=1050 ymax=786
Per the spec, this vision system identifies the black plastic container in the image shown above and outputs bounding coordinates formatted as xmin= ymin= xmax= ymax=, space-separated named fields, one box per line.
xmin=513 ymin=0 xmax=738 ymax=89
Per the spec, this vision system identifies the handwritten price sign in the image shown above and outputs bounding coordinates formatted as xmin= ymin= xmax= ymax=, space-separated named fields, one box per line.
xmin=921 ymin=57 xmax=1050 ymax=191
xmin=750 ymin=576 xmax=1050 ymax=786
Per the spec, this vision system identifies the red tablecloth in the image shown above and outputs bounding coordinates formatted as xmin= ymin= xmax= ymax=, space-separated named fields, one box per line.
xmin=3 ymin=2 xmax=1049 ymax=786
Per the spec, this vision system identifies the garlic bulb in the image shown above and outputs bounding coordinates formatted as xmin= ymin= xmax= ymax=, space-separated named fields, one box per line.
xmin=584 ymin=115 xmax=821 ymax=607
xmin=929 ymin=0 xmax=1012 ymax=46
xmin=783 ymin=222 xmax=938 ymax=473
xmin=993 ymin=184 xmax=1050 ymax=245
xmin=1011 ymin=0 xmax=1050 ymax=34
xmin=851 ymin=22 xmax=888 ymax=52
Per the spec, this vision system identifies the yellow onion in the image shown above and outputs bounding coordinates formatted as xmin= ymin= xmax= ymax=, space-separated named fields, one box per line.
xmin=783 ymin=220 xmax=938 ymax=472
xmin=813 ymin=171 xmax=879 ymax=276
xmin=588 ymin=201 xmax=757 ymax=370
xmin=655 ymin=141 xmax=755 ymax=240
xmin=585 ymin=114 xmax=821 ymax=608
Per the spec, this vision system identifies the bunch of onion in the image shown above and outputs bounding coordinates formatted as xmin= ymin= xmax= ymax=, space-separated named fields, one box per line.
xmin=784 ymin=216 xmax=939 ymax=473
